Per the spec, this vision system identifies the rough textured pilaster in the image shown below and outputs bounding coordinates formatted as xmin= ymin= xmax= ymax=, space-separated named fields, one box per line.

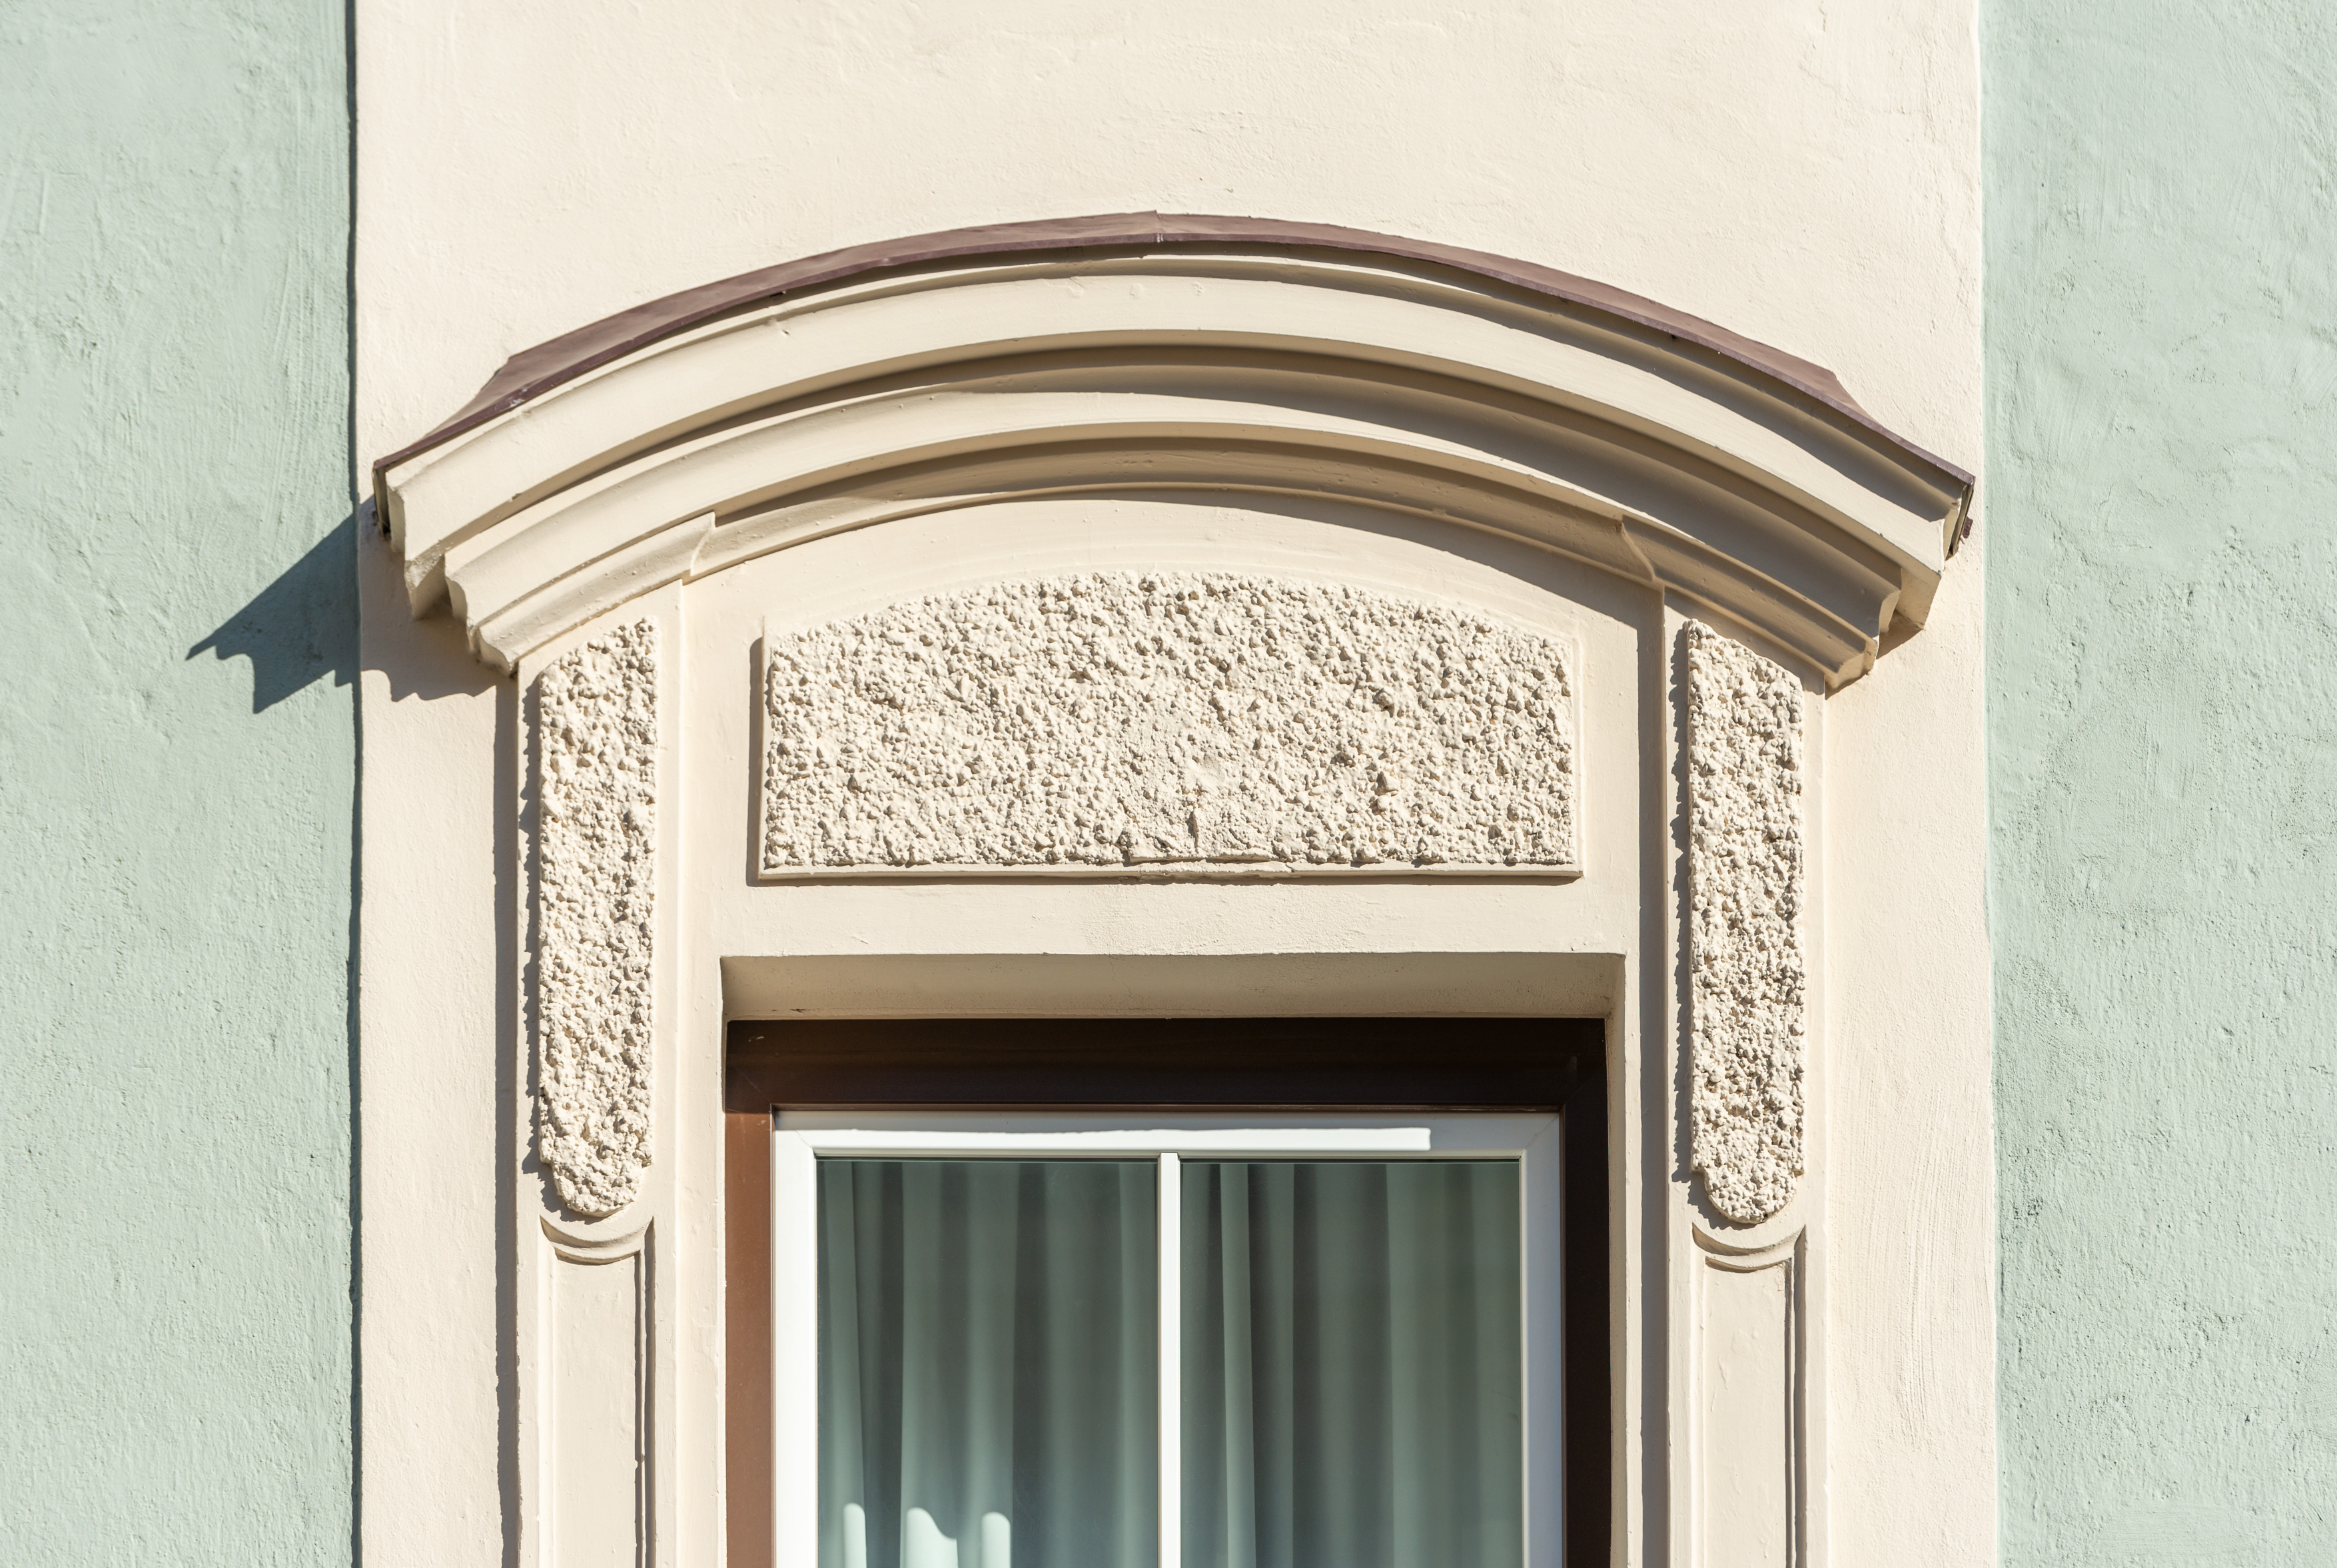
xmin=1684 ymin=621 xmax=1806 ymax=1225
xmin=536 ymin=619 xmax=658 ymax=1217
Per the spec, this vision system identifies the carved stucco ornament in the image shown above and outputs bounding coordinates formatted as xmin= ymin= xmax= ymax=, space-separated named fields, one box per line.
xmin=1684 ymin=621 xmax=1807 ymax=1225
xmin=759 ymin=572 xmax=1578 ymax=877
xmin=534 ymin=619 xmax=658 ymax=1218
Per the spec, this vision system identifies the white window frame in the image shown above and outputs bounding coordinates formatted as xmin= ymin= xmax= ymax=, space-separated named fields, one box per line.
xmin=769 ymin=1110 xmax=1568 ymax=1568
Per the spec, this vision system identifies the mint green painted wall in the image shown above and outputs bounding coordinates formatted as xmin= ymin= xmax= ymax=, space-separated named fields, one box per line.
xmin=1987 ymin=3 xmax=2337 ymax=1559
xmin=0 ymin=3 xmax=354 ymax=1561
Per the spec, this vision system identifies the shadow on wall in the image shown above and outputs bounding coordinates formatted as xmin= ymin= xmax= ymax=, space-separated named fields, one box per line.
xmin=187 ymin=510 xmax=361 ymax=711
xmin=174 ymin=502 xmax=364 ymax=1565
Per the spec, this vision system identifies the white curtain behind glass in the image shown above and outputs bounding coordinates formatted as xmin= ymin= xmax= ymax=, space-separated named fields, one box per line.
xmin=1180 ymin=1161 xmax=1523 ymax=1568
xmin=818 ymin=1160 xmax=1159 ymax=1568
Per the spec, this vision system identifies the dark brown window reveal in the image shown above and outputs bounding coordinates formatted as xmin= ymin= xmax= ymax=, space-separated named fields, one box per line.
xmin=723 ymin=1016 xmax=1610 ymax=1568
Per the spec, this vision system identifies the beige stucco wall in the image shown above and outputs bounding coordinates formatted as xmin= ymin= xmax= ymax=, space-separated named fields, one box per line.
xmin=355 ymin=0 xmax=1977 ymax=468
xmin=355 ymin=4 xmax=1986 ymax=1563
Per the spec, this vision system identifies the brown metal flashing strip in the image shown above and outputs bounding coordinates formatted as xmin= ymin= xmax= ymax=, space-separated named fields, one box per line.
xmin=720 ymin=1015 xmax=1610 ymax=1568
xmin=373 ymin=212 xmax=1972 ymax=493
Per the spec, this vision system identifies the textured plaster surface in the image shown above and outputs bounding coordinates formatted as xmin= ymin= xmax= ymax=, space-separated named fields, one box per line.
xmin=760 ymin=572 xmax=1576 ymax=876
xmin=536 ymin=621 xmax=659 ymax=1216
xmin=355 ymin=530 xmax=506 ymax=1564
xmin=1683 ymin=623 xmax=1807 ymax=1226
xmin=0 ymin=1 xmax=355 ymax=1561
xmin=1821 ymin=532 xmax=1997 ymax=1560
xmin=1988 ymin=1 xmax=2337 ymax=1558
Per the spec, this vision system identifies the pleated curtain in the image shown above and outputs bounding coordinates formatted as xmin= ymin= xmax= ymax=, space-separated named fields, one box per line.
xmin=818 ymin=1160 xmax=1159 ymax=1568
xmin=817 ymin=1156 xmax=1521 ymax=1568
xmin=1181 ymin=1161 xmax=1522 ymax=1568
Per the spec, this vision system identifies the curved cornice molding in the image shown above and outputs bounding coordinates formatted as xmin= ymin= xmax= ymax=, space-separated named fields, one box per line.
xmin=375 ymin=215 xmax=1973 ymax=685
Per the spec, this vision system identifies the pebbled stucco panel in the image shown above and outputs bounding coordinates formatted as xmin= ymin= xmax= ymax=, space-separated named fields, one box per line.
xmin=1684 ymin=621 xmax=1807 ymax=1225
xmin=759 ymin=572 xmax=1578 ymax=876
xmin=535 ymin=620 xmax=658 ymax=1217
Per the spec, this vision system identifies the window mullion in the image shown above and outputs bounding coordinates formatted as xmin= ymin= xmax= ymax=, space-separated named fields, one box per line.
xmin=1158 ymin=1150 xmax=1181 ymax=1568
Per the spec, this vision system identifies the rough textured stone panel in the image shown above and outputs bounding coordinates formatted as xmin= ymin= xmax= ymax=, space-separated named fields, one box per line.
xmin=535 ymin=619 xmax=658 ymax=1217
xmin=759 ymin=572 xmax=1576 ymax=875
xmin=1685 ymin=621 xmax=1806 ymax=1225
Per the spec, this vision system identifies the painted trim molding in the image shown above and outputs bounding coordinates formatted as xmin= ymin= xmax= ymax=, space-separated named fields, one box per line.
xmin=757 ymin=572 xmax=1580 ymax=879
xmin=1682 ymin=621 xmax=1807 ymax=1226
xmin=374 ymin=219 xmax=1973 ymax=688
xmin=534 ymin=618 xmax=659 ymax=1217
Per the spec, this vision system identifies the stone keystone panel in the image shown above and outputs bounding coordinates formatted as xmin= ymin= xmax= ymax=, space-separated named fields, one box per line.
xmin=535 ymin=619 xmax=658 ymax=1218
xmin=759 ymin=572 xmax=1578 ymax=877
xmin=1683 ymin=621 xmax=1807 ymax=1226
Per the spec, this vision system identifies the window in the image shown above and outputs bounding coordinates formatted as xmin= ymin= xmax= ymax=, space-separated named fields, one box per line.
xmin=727 ymin=1020 xmax=1608 ymax=1568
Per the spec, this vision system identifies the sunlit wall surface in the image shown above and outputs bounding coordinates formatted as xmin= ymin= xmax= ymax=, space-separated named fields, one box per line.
xmin=0 ymin=1 xmax=355 ymax=1561
xmin=1986 ymin=1 xmax=2337 ymax=1558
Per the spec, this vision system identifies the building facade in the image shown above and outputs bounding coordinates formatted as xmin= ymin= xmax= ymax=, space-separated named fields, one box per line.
xmin=4 ymin=1 xmax=2331 ymax=1564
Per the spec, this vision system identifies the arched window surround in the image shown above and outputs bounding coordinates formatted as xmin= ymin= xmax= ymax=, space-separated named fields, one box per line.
xmin=366 ymin=217 xmax=1978 ymax=1568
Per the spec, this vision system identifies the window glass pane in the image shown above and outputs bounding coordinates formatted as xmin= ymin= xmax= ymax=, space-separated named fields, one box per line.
xmin=1180 ymin=1160 xmax=1523 ymax=1568
xmin=819 ymin=1159 xmax=1159 ymax=1568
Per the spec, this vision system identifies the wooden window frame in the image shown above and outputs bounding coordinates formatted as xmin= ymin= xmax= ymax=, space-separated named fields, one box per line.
xmin=723 ymin=1017 xmax=1611 ymax=1568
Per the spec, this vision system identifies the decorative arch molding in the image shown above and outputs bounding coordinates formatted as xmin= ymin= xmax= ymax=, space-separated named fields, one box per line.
xmin=374 ymin=215 xmax=1971 ymax=687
